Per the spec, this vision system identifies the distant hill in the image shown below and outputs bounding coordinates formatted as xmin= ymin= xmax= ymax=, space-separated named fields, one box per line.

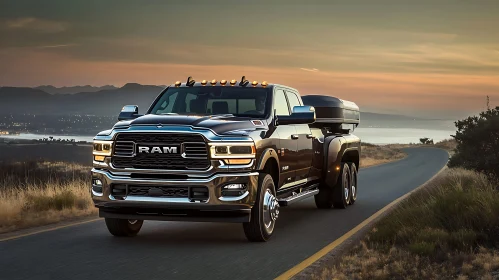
xmin=0 ymin=83 xmax=164 ymax=116
xmin=34 ymin=85 xmax=118 ymax=95
xmin=0 ymin=84 xmax=455 ymax=130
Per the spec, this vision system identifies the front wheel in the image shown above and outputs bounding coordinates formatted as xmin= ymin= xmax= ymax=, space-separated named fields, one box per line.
xmin=243 ymin=173 xmax=279 ymax=242
xmin=105 ymin=218 xmax=143 ymax=237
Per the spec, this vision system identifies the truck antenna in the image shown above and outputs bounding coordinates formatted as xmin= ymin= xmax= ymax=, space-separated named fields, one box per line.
xmin=186 ymin=76 xmax=195 ymax=86
xmin=239 ymin=76 xmax=249 ymax=86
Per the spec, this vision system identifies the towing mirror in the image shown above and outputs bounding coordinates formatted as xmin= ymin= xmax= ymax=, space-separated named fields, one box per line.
xmin=118 ymin=105 xmax=142 ymax=121
xmin=276 ymin=105 xmax=316 ymax=125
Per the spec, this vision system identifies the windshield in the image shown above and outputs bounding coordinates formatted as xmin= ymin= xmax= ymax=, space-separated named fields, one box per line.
xmin=148 ymin=86 xmax=271 ymax=118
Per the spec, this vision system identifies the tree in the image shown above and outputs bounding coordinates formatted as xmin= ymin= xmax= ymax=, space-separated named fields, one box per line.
xmin=448 ymin=106 xmax=499 ymax=180
xmin=419 ymin=137 xmax=433 ymax=145
xmin=420 ymin=137 xmax=429 ymax=144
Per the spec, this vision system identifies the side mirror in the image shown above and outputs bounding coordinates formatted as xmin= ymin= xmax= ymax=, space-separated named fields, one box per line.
xmin=276 ymin=105 xmax=316 ymax=125
xmin=118 ymin=105 xmax=142 ymax=121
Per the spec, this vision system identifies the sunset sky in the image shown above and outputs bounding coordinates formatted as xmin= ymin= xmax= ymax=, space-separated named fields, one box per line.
xmin=1 ymin=0 xmax=498 ymax=118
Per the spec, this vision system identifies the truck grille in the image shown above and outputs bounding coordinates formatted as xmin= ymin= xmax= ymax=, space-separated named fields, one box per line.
xmin=111 ymin=133 xmax=210 ymax=170
xmin=128 ymin=186 xmax=189 ymax=197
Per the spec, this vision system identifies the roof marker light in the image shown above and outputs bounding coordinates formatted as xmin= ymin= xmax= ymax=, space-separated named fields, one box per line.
xmin=175 ymin=81 xmax=181 ymax=87
xmin=252 ymin=81 xmax=258 ymax=86
xmin=211 ymin=79 xmax=217 ymax=85
xmin=220 ymin=79 xmax=227 ymax=85
xmin=261 ymin=81 xmax=268 ymax=87
xmin=201 ymin=80 xmax=207 ymax=85
xmin=230 ymin=79 xmax=237 ymax=86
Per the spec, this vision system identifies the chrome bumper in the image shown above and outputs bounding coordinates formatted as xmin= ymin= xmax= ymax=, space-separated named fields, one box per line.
xmin=91 ymin=168 xmax=259 ymax=222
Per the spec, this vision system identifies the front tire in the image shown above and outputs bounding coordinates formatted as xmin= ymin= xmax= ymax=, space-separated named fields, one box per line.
xmin=105 ymin=218 xmax=143 ymax=237
xmin=243 ymin=173 xmax=279 ymax=242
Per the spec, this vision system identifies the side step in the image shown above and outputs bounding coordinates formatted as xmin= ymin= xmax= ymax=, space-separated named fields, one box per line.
xmin=278 ymin=189 xmax=319 ymax=206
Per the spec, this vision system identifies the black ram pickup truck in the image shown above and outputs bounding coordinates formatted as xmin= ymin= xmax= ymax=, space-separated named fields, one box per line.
xmin=91 ymin=76 xmax=361 ymax=242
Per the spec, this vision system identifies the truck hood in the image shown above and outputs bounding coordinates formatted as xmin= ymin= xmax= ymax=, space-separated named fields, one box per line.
xmin=113 ymin=114 xmax=267 ymax=135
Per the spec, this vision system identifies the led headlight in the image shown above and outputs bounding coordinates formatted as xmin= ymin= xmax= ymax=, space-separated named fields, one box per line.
xmin=209 ymin=142 xmax=256 ymax=159
xmin=93 ymin=140 xmax=113 ymax=161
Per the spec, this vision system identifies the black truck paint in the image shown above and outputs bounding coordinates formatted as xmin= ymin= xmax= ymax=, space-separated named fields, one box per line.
xmin=91 ymin=77 xmax=361 ymax=242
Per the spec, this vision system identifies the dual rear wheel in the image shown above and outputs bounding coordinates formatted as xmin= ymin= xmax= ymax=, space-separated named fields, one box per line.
xmin=314 ymin=162 xmax=358 ymax=209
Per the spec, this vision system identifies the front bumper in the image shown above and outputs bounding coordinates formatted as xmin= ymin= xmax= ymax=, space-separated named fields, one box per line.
xmin=91 ymin=168 xmax=259 ymax=223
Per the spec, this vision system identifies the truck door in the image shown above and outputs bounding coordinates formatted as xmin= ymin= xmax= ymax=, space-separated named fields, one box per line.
xmin=273 ymin=88 xmax=297 ymax=189
xmin=285 ymin=90 xmax=314 ymax=183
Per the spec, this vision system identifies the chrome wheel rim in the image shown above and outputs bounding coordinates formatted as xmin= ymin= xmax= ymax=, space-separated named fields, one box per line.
xmin=128 ymin=220 xmax=138 ymax=225
xmin=352 ymin=175 xmax=357 ymax=199
xmin=263 ymin=189 xmax=279 ymax=230
xmin=344 ymin=176 xmax=349 ymax=201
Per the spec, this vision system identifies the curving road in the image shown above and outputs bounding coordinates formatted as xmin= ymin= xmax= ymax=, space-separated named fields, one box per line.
xmin=0 ymin=147 xmax=449 ymax=280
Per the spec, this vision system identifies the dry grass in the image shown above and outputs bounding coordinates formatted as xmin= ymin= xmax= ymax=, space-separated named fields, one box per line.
xmin=360 ymin=143 xmax=407 ymax=168
xmin=0 ymin=161 xmax=96 ymax=233
xmin=313 ymin=168 xmax=499 ymax=279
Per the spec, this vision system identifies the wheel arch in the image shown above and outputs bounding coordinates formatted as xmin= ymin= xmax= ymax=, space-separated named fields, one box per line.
xmin=256 ymin=148 xmax=280 ymax=187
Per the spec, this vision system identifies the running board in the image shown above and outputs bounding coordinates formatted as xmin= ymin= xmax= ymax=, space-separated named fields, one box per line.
xmin=278 ymin=189 xmax=319 ymax=206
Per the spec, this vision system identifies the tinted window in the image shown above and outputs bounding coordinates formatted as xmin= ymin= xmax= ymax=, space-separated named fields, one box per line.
xmin=286 ymin=92 xmax=301 ymax=112
xmin=149 ymin=87 xmax=270 ymax=117
xmin=274 ymin=89 xmax=290 ymax=116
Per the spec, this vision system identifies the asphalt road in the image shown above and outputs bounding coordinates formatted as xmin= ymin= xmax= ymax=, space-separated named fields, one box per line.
xmin=0 ymin=147 xmax=449 ymax=280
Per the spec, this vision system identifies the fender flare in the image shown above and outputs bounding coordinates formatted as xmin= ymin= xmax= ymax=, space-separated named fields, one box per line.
xmin=256 ymin=148 xmax=280 ymax=172
xmin=324 ymin=137 xmax=359 ymax=187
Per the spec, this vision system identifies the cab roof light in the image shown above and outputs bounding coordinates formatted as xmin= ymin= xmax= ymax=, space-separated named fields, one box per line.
xmin=251 ymin=81 xmax=258 ymax=86
xmin=230 ymin=79 xmax=237 ymax=86
xmin=239 ymin=76 xmax=249 ymax=86
xmin=201 ymin=79 xmax=207 ymax=85
xmin=220 ymin=79 xmax=227 ymax=85
xmin=211 ymin=79 xmax=217 ymax=85
xmin=186 ymin=76 xmax=195 ymax=86
xmin=174 ymin=81 xmax=181 ymax=87
xmin=261 ymin=81 xmax=268 ymax=87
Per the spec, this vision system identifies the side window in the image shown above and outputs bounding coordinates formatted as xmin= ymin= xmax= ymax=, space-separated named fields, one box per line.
xmin=274 ymin=89 xmax=290 ymax=116
xmin=286 ymin=92 xmax=301 ymax=112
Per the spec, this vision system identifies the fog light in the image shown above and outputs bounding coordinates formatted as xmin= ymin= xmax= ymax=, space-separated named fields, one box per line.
xmin=92 ymin=179 xmax=103 ymax=193
xmin=221 ymin=183 xmax=247 ymax=196
xmin=94 ymin=155 xmax=105 ymax=162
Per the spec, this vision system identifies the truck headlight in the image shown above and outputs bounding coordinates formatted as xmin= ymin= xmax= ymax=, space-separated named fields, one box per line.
xmin=93 ymin=140 xmax=113 ymax=161
xmin=209 ymin=142 xmax=256 ymax=161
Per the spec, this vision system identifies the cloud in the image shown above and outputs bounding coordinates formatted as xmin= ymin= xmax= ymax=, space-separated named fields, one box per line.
xmin=4 ymin=17 xmax=68 ymax=33
xmin=300 ymin=68 xmax=319 ymax=72
xmin=36 ymin=44 xmax=78 ymax=49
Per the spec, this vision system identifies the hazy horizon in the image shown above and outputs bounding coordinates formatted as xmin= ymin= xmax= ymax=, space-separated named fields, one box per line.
xmin=1 ymin=1 xmax=498 ymax=119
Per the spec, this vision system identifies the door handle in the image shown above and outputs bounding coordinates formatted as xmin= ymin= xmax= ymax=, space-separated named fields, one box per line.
xmin=291 ymin=134 xmax=299 ymax=140
xmin=306 ymin=134 xmax=314 ymax=139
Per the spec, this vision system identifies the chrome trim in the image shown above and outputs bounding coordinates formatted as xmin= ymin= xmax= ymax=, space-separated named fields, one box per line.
xmin=219 ymin=191 xmax=250 ymax=202
xmin=93 ymin=125 xmax=254 ymax=142
xmin=118 ymin=196 xmax=192 ymax=203
xmin=107 ymin=161 xmax=215 ymax=174
xmin=91 ymin=189 xmax=103 ymax=197
xmin=92 ymin=168 xmax=258 ymax=184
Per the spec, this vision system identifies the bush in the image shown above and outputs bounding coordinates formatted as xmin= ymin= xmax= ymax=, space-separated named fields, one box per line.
xmin=449 ymin=106 xmax=499 ymax=181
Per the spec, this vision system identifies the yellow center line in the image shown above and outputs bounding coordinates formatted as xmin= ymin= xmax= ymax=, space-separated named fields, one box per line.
xmin=0 ymin=218 xmax=102 ymax=242
xmin=275 ymin=165 xmax=448 ymax=280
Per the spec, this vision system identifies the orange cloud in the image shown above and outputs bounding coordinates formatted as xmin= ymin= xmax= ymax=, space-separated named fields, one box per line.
xmin=1 ymin=49 xmax=497 ymax=114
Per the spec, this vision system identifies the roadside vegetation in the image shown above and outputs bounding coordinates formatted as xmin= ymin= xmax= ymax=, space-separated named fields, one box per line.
xmin=360 ymin=143 xmax=406 ymax=168
xmin=0 ymin=161 xmax=96 ymax=233
xmin=314 ymin=107 xmax=499 ymax=279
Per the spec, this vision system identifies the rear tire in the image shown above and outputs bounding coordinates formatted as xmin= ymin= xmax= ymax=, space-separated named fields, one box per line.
xmin=349 ymin=163 xmax=358 ymax=205
xmin=332 ymin=163 xmax=351 ymax=209
xmin=105 ymin=218 xmax=143 ymax=237
xmin=243 ymin=173 xmax=279 ymax=242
